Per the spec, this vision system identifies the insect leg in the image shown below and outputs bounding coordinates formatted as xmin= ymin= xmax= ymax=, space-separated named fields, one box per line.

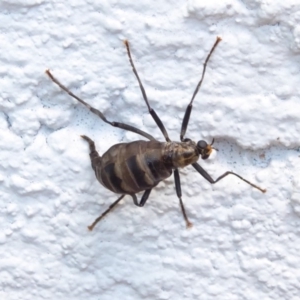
xmin=46 ymin=70 xmax=155 ymax=141
xmin=174 ymin=169 xmax=193 ymax=228
xmin=139 ymin=189 xmax=152 ymax=206
xmin=192 ymin=162 xmax=266 ymax=193
xmin=124 ymin=40 xmax=171 ymax=142
xmin=180 ymin=37 xmax=222 ymax=141
xmin=87 ymin=194 xmax=125 ymax=231
xmin=131 ymin=189 xmax=152 ymax=207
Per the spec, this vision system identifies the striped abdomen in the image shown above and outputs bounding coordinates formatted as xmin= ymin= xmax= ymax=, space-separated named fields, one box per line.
xmin=94 ymin=140 xmax=172 ymax=194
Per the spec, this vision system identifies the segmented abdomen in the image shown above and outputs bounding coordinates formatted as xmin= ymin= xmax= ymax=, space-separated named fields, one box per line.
xmin=95 ymin=140 xmax=172 ymax=194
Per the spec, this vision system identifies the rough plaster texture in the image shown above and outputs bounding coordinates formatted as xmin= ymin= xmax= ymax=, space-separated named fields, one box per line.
xmin=1 ymin=0 xmax=300 ymax=299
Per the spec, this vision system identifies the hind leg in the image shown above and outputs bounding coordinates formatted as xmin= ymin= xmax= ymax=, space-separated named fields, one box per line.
xmin=88 ymin=194 xmax=125 ymax=231
xmin=46 ymin=70 xmax=155 ymax=141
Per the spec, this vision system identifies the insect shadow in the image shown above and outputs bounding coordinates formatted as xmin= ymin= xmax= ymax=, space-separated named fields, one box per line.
xmin=46 ymin=37 xmax=266 ymax=230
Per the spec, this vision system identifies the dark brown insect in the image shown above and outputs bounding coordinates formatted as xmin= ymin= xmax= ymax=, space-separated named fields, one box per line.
xmin=46 ymin=37 xmax=266 ymax=230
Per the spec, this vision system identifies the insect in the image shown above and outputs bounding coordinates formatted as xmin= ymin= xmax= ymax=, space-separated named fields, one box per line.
xmin=46 ymin=37 xmax=266 ymax=230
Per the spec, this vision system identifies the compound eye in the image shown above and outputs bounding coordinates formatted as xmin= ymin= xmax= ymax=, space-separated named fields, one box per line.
xmin=197 ymin=140 xmax=207 ymax=149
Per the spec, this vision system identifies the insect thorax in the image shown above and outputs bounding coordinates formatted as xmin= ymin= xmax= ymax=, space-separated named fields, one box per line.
xmin=163 ymin=141 xmax=199 ymax=169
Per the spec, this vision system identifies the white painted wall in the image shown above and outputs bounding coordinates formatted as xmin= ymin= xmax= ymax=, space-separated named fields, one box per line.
xmin=1 ymin=1 xmax=300 ymax=299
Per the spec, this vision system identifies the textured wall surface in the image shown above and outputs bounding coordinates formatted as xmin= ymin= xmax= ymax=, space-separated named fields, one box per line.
xmin=1 ymin=1 xmax=300 ymax=299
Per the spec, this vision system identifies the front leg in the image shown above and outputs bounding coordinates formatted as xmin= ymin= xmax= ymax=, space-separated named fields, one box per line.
xmin=192 ymin=163 xmax=266 ymax=193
